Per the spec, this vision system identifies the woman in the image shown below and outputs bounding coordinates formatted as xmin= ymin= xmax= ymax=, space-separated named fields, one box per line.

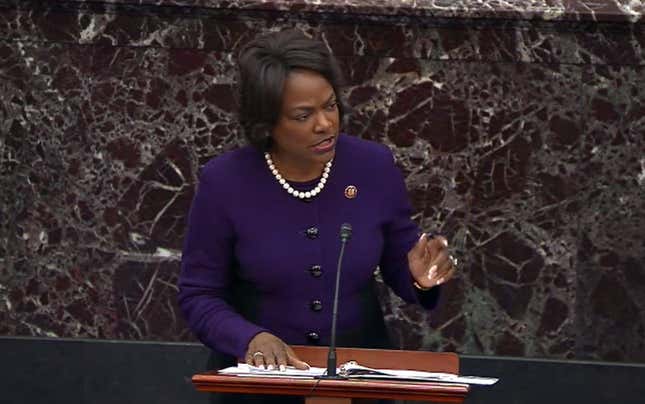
xmin=178 ymin=29 xmax=457 ymax=403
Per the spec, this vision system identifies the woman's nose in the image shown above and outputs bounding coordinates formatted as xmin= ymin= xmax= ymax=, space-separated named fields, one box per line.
xmin=314 ymin=112 xmax=332 ymax=132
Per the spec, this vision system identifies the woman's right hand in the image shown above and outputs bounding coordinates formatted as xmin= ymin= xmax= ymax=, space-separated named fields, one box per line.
xmin=245 ymin=332 xmax=310 ymax=371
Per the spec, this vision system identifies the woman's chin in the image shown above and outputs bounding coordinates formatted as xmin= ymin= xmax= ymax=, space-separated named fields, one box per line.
xmin=311 ymin=147 xmax=335 ymax=163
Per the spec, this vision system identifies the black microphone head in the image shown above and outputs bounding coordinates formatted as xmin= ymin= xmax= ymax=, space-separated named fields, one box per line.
xmin=340 ymin=223 xmax=352 ymax=241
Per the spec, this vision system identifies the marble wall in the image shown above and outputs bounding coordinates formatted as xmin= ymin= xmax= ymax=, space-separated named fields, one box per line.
xmin=0 ymin=1 xmax=643 ymax=363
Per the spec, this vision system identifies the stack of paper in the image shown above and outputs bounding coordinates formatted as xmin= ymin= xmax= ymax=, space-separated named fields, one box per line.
xmin=219 ymin=364 xmax=326 ymax=378
xmin=218 ymin=361 xmax=498 ymax=386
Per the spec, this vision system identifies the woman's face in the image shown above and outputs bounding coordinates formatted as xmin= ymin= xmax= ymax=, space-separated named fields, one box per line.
xmin=271 ymin=69 xmax=340 ymax=168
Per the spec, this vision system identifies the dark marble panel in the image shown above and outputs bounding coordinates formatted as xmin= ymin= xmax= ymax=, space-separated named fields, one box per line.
xmin=114 ymin=259 xmax=194 ymax=341
xmin=367 ymin=60 xmax=582 ymax=358
xmin=1 ymin=4 xmax=642 ymax=67
xmin=1 ymin=2 xmax=644 ymax=365
xmin=575 ymin=64 xmax=645 ymax=362
xmin=23 ymin=0 xmax=644 ymax=23
xmin=2 ymin=37 xmax=586 ymax=360
xmin=2 ymin=246 xmax=118 ymax=339
xmin=0 ymin=39 xmax=238 ymax=339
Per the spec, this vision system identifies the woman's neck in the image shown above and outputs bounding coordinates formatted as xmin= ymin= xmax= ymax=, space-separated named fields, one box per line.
xmin=269 ymin=151 xmax=327 ymax=182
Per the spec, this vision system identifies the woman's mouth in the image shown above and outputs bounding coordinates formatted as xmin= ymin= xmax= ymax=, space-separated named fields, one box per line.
xmin=311 ymin=136 xmax=336 ymax=154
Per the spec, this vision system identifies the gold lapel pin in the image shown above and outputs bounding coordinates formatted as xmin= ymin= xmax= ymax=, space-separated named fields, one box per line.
xmin=344 ymin=185 xmax=358 ymax=199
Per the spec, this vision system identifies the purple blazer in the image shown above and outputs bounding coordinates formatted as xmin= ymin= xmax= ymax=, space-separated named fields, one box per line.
xmin=178 ymin=134 xmax=439 ymax=359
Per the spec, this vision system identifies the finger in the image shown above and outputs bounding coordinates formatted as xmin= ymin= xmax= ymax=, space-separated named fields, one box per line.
xmin=438 ymin=252 xmax=459 ymax=278
xmin=252 ymin=351 xmax=267 ymax=369
xmin=436 ymin=235 xmax=449 ymax=248
xmin=245 ymin=343 xmax=259 ymax=366
xmin=421 ymin=235 xmax=432 ymax=261
xmin=433 ymin=251 xmax=453 ymax=276
xmin=286 ymin=346 xmax=310 ymax=370
xmin=409 ymin=233 xmax=428 ymax=259
xmin=264 ymin=343 xmax=281 ymax=370
xmin=266 ymin=357 xmax=276 ymax=371
xmin=427 ymin=250 xmax=449 ymax=280
xmin=418 ymin=235 xmax=436 ymax=267
xmin=425 ymin=235 xmax=447 ymax=260
xmin=433 ymin=260 xmax=452 ymax=281
xmin=436 ymin=267 xmax=456 ymax=285
xmin=275 ymin=344 xmax=288 ymax=372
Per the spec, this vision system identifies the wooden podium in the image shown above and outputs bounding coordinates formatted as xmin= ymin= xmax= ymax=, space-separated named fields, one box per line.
xmin=192 ymin=346 xmax=469 ymax=403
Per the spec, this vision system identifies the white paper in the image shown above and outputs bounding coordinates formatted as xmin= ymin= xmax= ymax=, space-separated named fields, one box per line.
xmin=340 ymin=362 xmax=498 ymax=385
xmin=218 ymin=363 xmax=327 ymax=378
xmin=217 ymin=362 xmax=498 ymax=386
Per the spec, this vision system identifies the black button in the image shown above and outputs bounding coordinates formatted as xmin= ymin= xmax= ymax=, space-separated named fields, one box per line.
xmin=305 ymin=227 xmax=319 ymax=239
xmin=310 ymin=300 xmax=322 ymax=312
xmin=309 ymin=265 xmax=322 ymax=277
xmin=306 ymin=331 xmax=320 ymax=344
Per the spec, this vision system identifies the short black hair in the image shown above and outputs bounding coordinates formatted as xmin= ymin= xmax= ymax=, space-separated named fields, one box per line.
xmin=237 ymin=29 xmax=346 ymax=150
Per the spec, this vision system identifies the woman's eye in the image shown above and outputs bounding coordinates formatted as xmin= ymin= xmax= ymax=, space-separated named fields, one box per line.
xmin=326 ymin=102 xmax=337 ymax=110
xmin=295 ymin=114 xmax=310 ymax=121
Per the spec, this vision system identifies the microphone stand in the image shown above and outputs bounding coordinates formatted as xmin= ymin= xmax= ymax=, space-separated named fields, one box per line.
xmin=318 ymin=223 xmax=352 ymax=379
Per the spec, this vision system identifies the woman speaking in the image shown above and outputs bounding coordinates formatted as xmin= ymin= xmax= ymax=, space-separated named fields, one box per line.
xmin=178 ymin=29 xmax=457 ymax=403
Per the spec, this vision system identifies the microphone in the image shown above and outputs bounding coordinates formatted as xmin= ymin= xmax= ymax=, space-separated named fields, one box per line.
xmin=320 ymin=223 xmax=352 ymax=379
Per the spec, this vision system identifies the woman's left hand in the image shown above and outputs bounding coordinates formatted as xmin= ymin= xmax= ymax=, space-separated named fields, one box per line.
xmin=407 ymin=233 xmax=457 ymax=289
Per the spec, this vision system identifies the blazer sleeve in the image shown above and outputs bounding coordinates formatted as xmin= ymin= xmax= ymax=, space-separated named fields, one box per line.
xmin=378 ymin=149 xmax=441 ymax=309
xmin=177 ymin=167 xmax=267 ymax=358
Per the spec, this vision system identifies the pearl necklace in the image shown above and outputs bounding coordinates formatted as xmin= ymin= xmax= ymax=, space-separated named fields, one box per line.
xmin=264 ymin=152 xmax=332 ymax=199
